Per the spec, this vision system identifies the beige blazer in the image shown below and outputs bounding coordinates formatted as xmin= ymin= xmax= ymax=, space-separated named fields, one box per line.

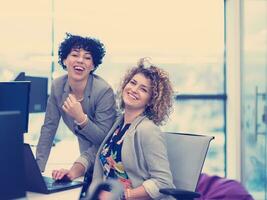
xmin=82 ymin=115 xmax=175 ymax=200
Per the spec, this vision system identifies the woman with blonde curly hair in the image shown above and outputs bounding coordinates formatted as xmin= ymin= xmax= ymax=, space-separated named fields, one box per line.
xmin=57 ymin=58 xmax=175 ymax=199
xmin=118 ymin=58 xmax=173 ymax=126
xmin=87 ymin=58 xmax=175 ymax=200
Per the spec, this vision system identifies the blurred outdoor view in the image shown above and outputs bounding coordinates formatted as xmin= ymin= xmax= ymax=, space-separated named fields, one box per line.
xmin=0 ymin=0 xmax=225 ymax=176
xmin=241 ymin=0 xmax=267 ymax=199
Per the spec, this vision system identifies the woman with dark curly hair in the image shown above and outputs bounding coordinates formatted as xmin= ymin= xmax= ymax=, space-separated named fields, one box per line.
xmin=36 ymin=33 xmax=117 ymax=181
xmin=61 ymin=58 xmax=175 ymax=199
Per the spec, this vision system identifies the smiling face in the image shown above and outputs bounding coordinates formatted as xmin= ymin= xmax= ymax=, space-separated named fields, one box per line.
xmin=122 ymin=73 xmax=152 ymax=113
xmin=64 ymin=48 xmax=94 ymax=82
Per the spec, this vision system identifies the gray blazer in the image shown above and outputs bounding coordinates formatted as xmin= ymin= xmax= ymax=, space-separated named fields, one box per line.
xmin=84 ymin=115 xmax=175 ymax=200
xmin=36 ymin=73 xmax=117 ymax=172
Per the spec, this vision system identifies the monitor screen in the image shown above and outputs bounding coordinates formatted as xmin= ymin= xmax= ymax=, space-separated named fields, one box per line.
xmin=14 ymin=73 xmax=48 ymax=113
xmin=0 ymin=81 xmax=30 ymax=133
xmin=25 ymin=76 xmax=48 ymax=113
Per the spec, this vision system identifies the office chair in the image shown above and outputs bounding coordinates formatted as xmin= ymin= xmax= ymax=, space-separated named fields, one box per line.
xmin=159 ymin=132 xmax=214 ymax=200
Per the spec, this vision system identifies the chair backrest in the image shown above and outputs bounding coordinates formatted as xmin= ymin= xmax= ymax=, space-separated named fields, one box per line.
xmin=165 ymin=132 xmax=214 ymax=191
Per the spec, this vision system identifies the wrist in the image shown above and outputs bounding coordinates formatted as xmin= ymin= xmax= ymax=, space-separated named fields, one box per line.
xmin=74 ymin=114 xmax=88 ymax=126
xmin=124 ymin=188 xmax=131 ymax=199
xmin=69 ymin=163 xmax=85 ymax=179
xmin=66 ymin=171 xmax=75 ymax=180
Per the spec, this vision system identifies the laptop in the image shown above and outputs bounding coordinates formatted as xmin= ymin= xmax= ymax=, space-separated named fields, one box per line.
xmin=23 ymin=143 xmax=84 ymax=194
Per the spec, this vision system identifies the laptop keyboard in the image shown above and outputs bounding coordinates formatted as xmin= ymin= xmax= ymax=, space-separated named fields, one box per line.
xmin=43 ymin=176 xmax=72 ymax=188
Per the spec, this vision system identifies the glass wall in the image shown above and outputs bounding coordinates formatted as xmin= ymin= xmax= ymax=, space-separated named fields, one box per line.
xmin=0 ymin=0 xmax=225 ymax=176
xmin=241 ymin=0 xmax=267 ymax=199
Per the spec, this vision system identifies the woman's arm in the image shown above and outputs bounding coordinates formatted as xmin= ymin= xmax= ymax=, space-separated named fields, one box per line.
xmin=138 ymin=122 xmax=175 ymax=199
xmin=36 ymin=82 xmax=61 ymax=172
xmin=125 ymin=185 xmax=152 ymax=200
xmin=52 ymin=144 xmax=98 ymax=180
xmin=75 ymin=87 xmax=117 ymax=144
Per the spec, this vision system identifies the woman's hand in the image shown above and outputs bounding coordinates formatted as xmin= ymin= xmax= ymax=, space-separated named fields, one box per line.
xmin=52 ymin=163 xmax=86 ymax=181
xmin=52 ymin=168 xmax=72 ymax=181
xmin=62 ymin=94 xmax=85 ymax=122
xmin=98 ymin=190 xmax=113 ymax=200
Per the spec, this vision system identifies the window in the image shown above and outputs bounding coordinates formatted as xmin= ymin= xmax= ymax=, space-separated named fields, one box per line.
xmin=0 ymin=0 xmax=225 ymax=176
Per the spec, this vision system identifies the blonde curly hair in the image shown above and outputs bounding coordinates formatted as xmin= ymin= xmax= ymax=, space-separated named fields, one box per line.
xmin=118 ymin=58 xmax=173 ymax=125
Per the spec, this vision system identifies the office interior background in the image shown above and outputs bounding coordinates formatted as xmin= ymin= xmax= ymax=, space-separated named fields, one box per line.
xmin=0 ymin=0 xmax=266 ymax=199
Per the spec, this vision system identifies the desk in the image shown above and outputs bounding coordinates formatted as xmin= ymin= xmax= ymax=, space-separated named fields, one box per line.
xmin=25 ymin=139 xmax=83 ymax=200
xmin=26 ymin=187 xmax=82 ymax=200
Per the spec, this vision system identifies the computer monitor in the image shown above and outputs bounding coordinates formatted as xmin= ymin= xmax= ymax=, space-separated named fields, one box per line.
xmin=14 ymin=72 xmax=48 ymax=113
xmin=25 ymin=76 xmax=48 ymax=113
xmin=0 ymin=111 xmax=26 ymax=199
xmin=0 ymin=81 xmax=31 ymax=133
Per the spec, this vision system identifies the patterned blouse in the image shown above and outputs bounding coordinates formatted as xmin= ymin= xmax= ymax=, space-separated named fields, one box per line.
xmin=99 ymin=120 xmax=132 ymax=189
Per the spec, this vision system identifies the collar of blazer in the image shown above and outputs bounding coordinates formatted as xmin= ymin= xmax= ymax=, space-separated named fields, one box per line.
xmin=97 ymin=114 xmax=147 ymax=156
xmin=127 ymin=115 xmax=147 ymax=134
xmin=113 ymin=114 xmax=147 ymax=137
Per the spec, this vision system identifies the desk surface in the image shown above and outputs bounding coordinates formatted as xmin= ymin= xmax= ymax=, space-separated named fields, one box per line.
xmin=26 ymin=187 xmax=82 ymax=200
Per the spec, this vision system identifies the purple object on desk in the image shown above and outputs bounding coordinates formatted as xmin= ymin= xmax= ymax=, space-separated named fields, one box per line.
xmin=196 ymin=173 xmax=254 ymax=200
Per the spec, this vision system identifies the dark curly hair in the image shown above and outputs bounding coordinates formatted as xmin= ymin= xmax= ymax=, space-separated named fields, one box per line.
xmin=118 ymin=58 xmax=174 ymax=125
xmin=58 ymin=33 xmax=106 ymax=71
